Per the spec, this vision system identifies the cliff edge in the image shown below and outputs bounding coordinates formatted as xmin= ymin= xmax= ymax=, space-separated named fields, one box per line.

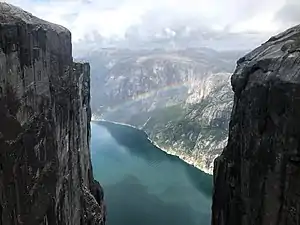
xmin=212 ymin=25 xmax=300 ymax=224
xmin=0 ymin=3 xmax=105 ymax=225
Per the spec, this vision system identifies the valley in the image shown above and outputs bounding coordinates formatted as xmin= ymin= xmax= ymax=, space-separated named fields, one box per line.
xmin=88 ymin=48 xmax=243 ymax=173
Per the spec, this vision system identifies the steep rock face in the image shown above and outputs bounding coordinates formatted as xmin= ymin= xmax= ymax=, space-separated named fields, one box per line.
xmin=0 ymin=3 xmax=105 ymax=225
xmin=89 ymin=48 xmax=240 ymax=173
xmin=212 ymin=25 xmax=300 ymax=225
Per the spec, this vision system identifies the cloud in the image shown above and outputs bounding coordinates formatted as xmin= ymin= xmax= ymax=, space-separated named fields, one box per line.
xmin=3 ymin=0 xmax=150 ymax=41
xmin=275 ymin=0 xmax=300 ymax=26
xmin=2 ymin=0 xmax=299 ymax=54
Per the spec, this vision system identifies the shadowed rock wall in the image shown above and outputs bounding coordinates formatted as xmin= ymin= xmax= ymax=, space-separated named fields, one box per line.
xmin=212 ymin=25 xmax=300 ymax=225
xmin=0 ymin=3 xmax=105 ymax=225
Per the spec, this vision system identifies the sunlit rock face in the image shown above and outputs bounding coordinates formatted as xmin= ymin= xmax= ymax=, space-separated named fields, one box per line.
xmin=0 ymin=3 xmax=105 ymax=225
xmin=89 ymin=48 xmax=243 ymax=173
xmin=212 ymin=25 xmax=300 ymax=225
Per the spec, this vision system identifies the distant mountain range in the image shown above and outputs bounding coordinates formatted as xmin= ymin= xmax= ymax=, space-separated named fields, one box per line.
xmin=85 ymin=47 xmax=245 ymax=173
xmin=74 ymin=24 xmax=269 ymax=56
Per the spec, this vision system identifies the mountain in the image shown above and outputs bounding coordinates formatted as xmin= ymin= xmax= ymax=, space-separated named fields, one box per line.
xmin=88 ymin=47 xmax=244 ymax=173
xmin=0 ymin=3 xmax=105 ymax=224
xmin=212 ymin=24 xmax=300 ymax=225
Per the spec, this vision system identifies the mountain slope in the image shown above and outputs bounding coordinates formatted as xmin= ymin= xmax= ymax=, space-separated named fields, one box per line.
xmin=89 ymin=48 xmax=242 ymax=173
xmin=141 ymin=73 xmax=233 ymax=173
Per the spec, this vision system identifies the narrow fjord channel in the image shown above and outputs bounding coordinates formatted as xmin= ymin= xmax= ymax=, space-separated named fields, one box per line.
xmin=91 ymin=121 xmax=213 ymax=225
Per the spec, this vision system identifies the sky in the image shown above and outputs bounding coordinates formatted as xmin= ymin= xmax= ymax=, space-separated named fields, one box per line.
xmin=2 ymin=0 xmax=300 ymax=53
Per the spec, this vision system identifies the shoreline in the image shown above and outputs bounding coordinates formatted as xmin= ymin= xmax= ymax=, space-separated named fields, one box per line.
xmin=147 ymin=138 xmax=212 ymax=175
xmin=92 ymin=119 xmax=212 ymax=175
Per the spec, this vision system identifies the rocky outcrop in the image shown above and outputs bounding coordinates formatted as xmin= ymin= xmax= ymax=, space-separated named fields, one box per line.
xmin=212 ymin=25 xmax=300 ymax=225
xmin=0 ymin=3 xmax=105 ymax=225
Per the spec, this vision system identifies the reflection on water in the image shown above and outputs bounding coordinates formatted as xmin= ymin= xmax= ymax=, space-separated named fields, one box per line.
xmin=91 ymin=122 xmax=212 ymax=225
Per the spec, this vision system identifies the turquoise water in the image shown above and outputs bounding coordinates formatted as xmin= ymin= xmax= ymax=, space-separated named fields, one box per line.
xmin=91 ymin=122 xmax=212 ymax=225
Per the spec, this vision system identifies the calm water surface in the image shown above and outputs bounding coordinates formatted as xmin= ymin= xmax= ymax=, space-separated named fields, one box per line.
xmin=91 ymin=122 xmax=212 ymax=225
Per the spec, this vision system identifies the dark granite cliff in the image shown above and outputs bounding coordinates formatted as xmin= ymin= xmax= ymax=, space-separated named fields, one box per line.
xmin=212 ymin=25 xmax=300 ymax=224
xmin=0 ymin=3 xmax=105 ymax=225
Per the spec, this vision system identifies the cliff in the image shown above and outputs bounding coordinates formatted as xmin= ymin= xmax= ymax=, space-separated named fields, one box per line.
xmin=212 ymin=25 xmax=300 ymax=224
xmin=0 ymin=3 xmax=105 ymax=225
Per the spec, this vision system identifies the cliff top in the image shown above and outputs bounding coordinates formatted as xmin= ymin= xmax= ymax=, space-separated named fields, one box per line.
xmin=243 ymin=25 xmax=300 ymax=62
xmin=233 ymin=24 xmax=300 ymax=93
xmin=0 ymin=2 xmax=69 ymax=34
